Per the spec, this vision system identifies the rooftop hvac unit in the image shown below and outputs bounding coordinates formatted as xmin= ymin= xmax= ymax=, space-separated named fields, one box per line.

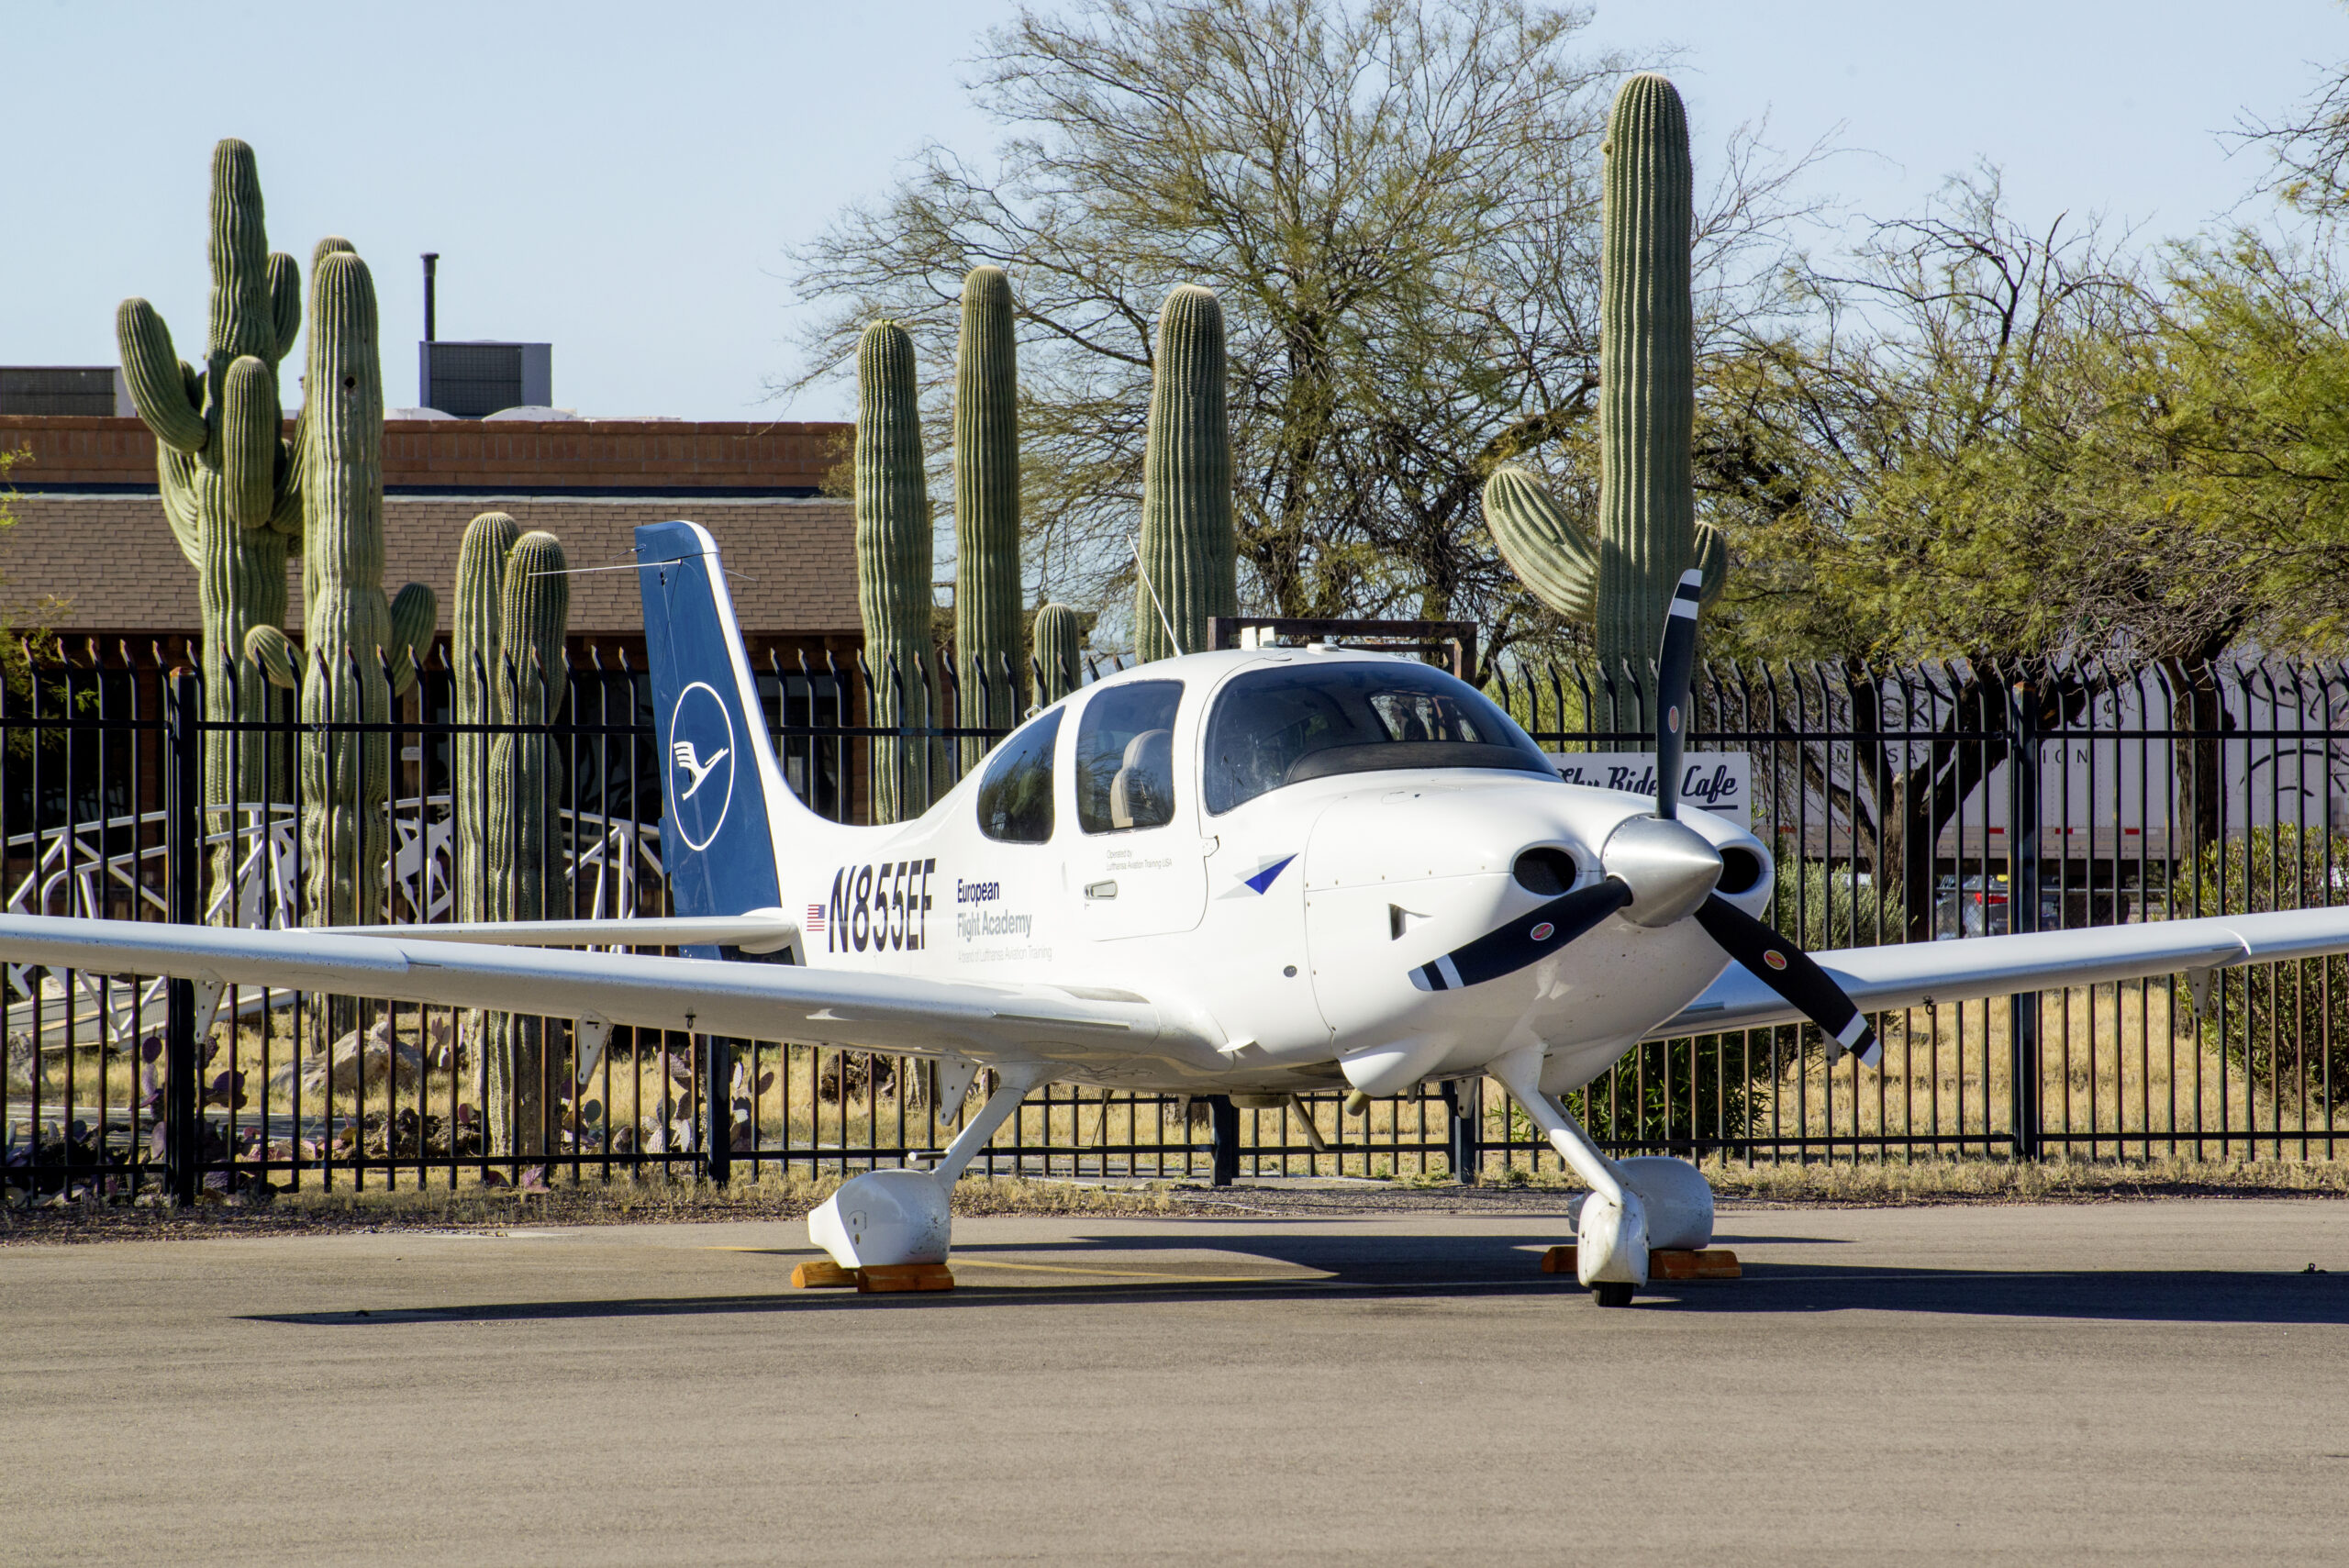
xmin=0 ymin=367 xmax=131 ymax=417
xmin=418 ymin=341 xmax=551 ymax=418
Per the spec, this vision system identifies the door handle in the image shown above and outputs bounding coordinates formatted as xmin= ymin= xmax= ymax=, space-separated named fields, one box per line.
xmin=1085 ymin=880 xmax=1119 ymax=901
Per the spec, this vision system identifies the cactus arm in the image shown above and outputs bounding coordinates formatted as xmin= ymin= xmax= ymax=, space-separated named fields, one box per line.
xmin=219 ymin=356 xmax=280 ymax=530
xmin=116 ymin=299 xmax=207 ymax=454
xmin=1694 ymin=521 xmax=1729 ymax=609
xmin=1136 ymin=284 xmax=1235 ymax=661
xmin=244 ymin=625 xmax=301 ymax=690
xmin=266 ymin=252 xmax=301 ymax=363
xmin=499 ymin=535 xmax=569 ymax=723
xmin=1032 ymin=602 xmax=1082 ymax=706
xmin=385 ymin=582 xmax=440 ymax=696
xmin=205 ymin=139 xmax=276 ymax=368
xmin=311 ymin=236 xmax=354 ymax=269
xmin=156 ymin=447 xmax=202 ymax=564
xmin=1483 ymin=466 xmax=1598 ymax=623
xmin=272 ymin=403 xmax=308 ymax=539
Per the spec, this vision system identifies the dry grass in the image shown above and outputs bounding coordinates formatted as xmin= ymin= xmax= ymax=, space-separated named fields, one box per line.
xmin=1744 ymin=980 xmax=2349 ymax=1158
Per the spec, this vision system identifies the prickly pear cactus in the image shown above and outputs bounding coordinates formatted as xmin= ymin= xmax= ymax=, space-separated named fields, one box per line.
xmin=242 ymin=249 xmax=436 ymax=929
xmin=1134 ymin=284 xmax=1236 ymax=662
xmin=116 ymin=139 xmax=303 ymax=915
xmin=953 ymin=267 xmax=1022 ymax=764
xmin=1032 ymin=602 xmax=1083 ymax=706
xmin=855 ymin=319 xmax=936 ymax=820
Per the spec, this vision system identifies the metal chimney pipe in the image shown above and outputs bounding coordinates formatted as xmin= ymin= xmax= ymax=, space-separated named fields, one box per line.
xmin=421 ymin=252 xmax=440 ymax=341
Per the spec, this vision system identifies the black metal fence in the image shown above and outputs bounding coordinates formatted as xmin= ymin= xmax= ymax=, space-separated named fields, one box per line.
xmin=6 ymin=644 xmax=2345 ymax=1203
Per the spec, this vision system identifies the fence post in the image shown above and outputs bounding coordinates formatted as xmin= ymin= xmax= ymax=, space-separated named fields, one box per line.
xmin=704 ymin=1035 xmax=731 ymax=1186
xmin=2008 ymin=677 xmax=2043 ymax=1160
xmin=1444 ymin=1078 xmax=1481 ymax=1184
xmin=164 ymin=668 xmax=200 ymax=1206
xmin=1206 ymin=1095 xmax=1239 ymax=1186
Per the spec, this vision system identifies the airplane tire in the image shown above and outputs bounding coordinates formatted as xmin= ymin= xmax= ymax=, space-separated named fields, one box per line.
xmin=1591 ymin=1281 xmax=1635 ymax=1307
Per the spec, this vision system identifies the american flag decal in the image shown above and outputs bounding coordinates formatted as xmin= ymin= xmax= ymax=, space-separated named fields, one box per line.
xmin=806 ymin=903 xmax=827 ymax=933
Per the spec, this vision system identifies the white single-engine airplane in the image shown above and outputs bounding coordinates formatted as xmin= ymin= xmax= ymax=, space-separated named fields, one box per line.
xmin=7 ymin=519 xmax=2348 ymax=1304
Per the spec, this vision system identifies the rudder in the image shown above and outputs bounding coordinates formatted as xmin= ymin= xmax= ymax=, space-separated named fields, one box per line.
xmin=635 ymin=520 xmax=801 ymax=932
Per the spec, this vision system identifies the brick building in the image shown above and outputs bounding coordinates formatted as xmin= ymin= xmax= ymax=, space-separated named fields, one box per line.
xmin=0 ymin=416 xmax=856 ymax=662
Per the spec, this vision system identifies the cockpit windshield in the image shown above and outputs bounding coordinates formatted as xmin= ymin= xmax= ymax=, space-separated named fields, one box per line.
xmin=1202 ymin=659 xmax=1555 ymax=814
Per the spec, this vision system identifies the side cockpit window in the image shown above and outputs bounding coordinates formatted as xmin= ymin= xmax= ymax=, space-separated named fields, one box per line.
xmin=1076 ymin=681 xmax=1183 ymax=833
xmin=975 ymin=708 xmax=1062 ymax=843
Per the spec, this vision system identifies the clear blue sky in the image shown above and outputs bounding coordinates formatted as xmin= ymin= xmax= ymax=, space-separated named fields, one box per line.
xmin=6 ymin=1 xmax=2340 ymax=423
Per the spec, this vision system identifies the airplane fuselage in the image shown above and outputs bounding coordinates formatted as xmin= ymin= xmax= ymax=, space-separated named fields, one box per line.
xmin=757 ymin=647 xmax=1773 ymax=1098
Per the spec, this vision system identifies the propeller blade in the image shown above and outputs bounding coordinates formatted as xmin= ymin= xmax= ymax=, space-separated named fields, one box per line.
xmin=1691 ymin=894 xmax=1880 ymax=1066
xmin=1653 ymin=568 xmax=1704 ymax=821
xmin=1409 ymin=879 xmax=1633 ymax=993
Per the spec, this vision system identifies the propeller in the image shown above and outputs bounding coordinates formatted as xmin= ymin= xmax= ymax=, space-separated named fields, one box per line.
xmin=1410 ymin=879 xmax=1631 ymax=992
xmin=1691 ymin=895 xmax=1879 ymax=1067
xmin=1408 ymin=567 xmax=1882 ymax=1066
xmin=1653 ymin=568 xmax=1703 ymax=823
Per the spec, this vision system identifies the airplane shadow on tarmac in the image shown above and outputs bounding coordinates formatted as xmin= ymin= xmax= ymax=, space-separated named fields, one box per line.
xmin=244 ymin=1227 xmax=2349 ymax=1329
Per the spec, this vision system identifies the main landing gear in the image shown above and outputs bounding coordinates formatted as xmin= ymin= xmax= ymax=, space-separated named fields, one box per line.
xmin=1486 ymin=1045 xmax=1720 ymax=1307
xmin=804 ymin=1062 xmax=1051 ymax=1281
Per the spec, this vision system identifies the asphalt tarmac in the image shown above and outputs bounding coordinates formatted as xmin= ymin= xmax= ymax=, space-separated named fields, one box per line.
xmin=6 ymin=1198 xmax=2346 ymax=1566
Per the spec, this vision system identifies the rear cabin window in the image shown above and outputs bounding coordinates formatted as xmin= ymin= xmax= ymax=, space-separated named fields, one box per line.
xmin=1075 ymin=681 xmax=1183 ymax=834
xmin=975 ymin=708 xmax=1061 ymax=843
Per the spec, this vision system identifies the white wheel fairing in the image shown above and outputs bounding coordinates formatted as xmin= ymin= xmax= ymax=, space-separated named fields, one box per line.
xmin=809 ymin=1169 xmax=952 ymax=1267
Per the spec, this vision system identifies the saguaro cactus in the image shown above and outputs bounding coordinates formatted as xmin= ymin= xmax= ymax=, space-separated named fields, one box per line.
xmin=116 ymin=139 xmax=304 ymax=915
xmin=855 ymin=319 xmax=936 ymax=821
xmin=1032 ymin=602 xmax=1083 ymax=706
xmin=1134 ymin=284 xmax=1237 ymax=662
xmin=244 ymin=250 xmax=436 ymax=928
xmin=1481 ymin=74 xmax=1729 ymax=720
xmin=442 ymin=513 xmax=568 ymax=1152
xmin=1598 ymin=72 xmax=1698 ymax=681
xmin=953 ymin=266 xmax=1022 ymax=764
xmin=487 ymin=530 xmax=570 ymax=929
xmin=484 ymin=531 xmax=569 ymax=1155
xmin=451 ymin=510 xmax=521 ymax=922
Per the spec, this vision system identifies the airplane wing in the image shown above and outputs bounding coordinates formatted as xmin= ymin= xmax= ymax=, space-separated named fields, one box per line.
xmin=1652 ymin=906 xmax=2349 ymax=1040
xmin=317 ymin=915 xmax=797 ymax=952
xmin=0 ymin=915 xmax=1219 ymax=1071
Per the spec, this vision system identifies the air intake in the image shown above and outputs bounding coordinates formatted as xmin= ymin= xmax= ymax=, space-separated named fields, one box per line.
xmin=418 ymin=341 xmax=551 ymax=418
xmin=0 ymin=367 xmax=128 ymax=417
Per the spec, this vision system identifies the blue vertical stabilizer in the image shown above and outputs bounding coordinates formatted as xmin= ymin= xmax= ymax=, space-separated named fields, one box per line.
xmin=634 ymin=521 xmax=796 ymax=948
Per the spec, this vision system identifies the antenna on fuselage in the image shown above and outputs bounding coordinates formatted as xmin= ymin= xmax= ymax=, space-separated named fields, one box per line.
xmin=1130 ymin=536 xmax=1186 ymax=656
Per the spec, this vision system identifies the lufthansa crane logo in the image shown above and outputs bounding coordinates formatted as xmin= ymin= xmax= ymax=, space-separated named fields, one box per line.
xmin=667 ymin=681 xmax=736 ymax=852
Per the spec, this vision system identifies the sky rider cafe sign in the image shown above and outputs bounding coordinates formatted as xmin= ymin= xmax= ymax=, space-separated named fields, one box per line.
xmin=1543 ymin=752 xmax=1752 ymax=830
